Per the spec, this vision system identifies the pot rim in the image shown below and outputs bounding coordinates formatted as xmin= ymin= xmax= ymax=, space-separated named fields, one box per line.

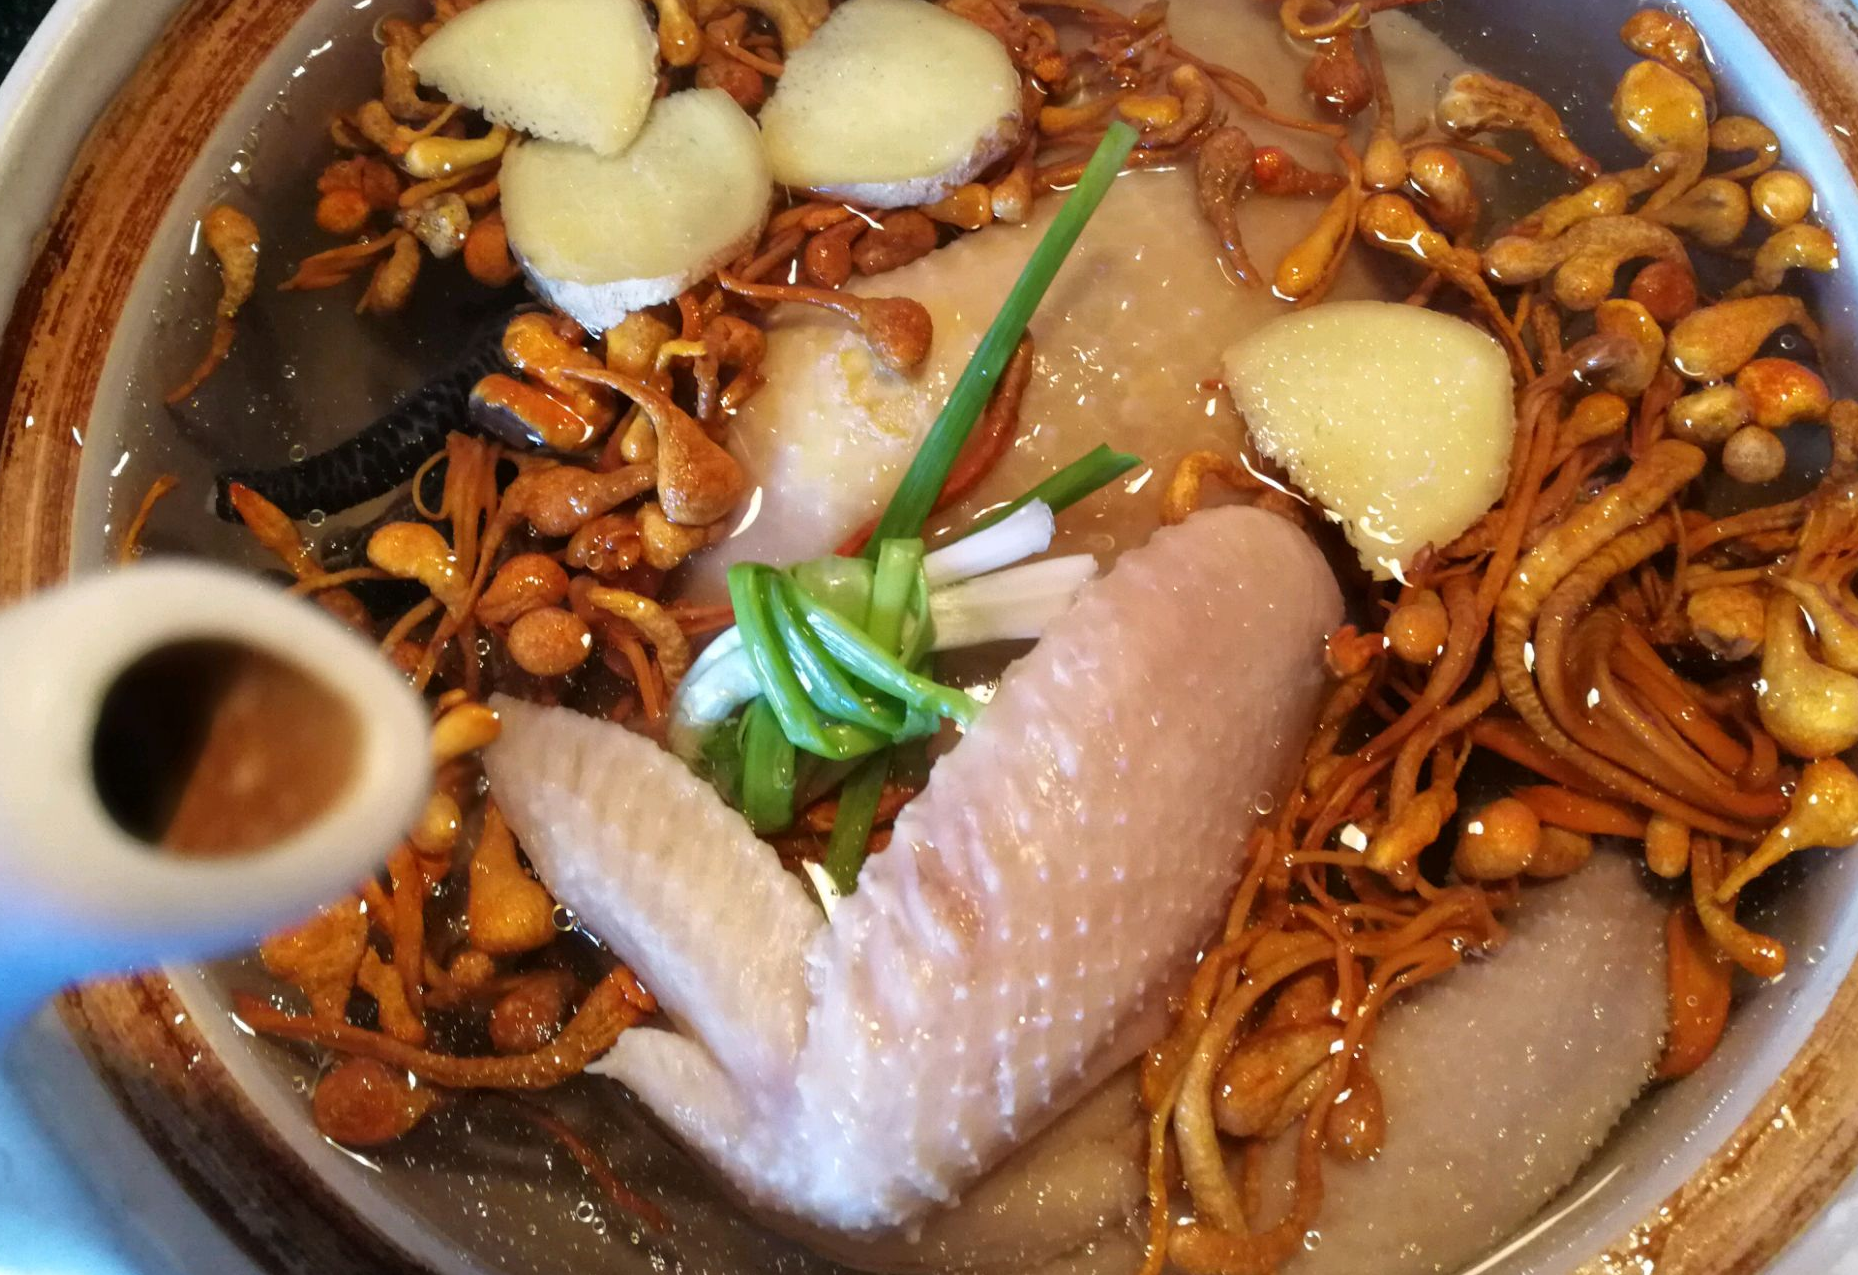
xmin=0 ymin=0 xmax=190 ymax=317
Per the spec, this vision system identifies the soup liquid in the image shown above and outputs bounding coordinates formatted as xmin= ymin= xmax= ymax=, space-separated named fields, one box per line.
xmin=92 ymin=640 xmax=359 ymax=856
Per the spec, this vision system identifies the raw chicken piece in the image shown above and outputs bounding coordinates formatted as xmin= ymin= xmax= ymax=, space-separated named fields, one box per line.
xmin=1262 ymin=851 xmax=1667 ymax=1274
xmin=478 ymin=692 xmax=822 ymax=1088
xmin=486 ymin=507 xmax=1342 ymax=1232
xmin=829 ymin=855 xmax=1663 ymax=1275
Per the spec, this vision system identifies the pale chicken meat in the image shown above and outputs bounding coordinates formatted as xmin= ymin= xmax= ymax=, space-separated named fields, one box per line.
xmin=485 ymin=507 xmax=1343 ymax=1233
xmin=1260 ymin=851 xmax=1666 ymax=1274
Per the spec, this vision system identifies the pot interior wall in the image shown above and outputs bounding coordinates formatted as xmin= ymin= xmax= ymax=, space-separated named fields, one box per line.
xmin=63 ymin=1 xmax=1858 ymax=1272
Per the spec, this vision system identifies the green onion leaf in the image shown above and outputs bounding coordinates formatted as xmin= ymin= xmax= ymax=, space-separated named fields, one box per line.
xmin=824 ymin=751 xmax=891 ymax=894
xmin=898 ymin=569 xmax=935 ymax=670
xmin=868 ymin=538 xmax=925 ymax=655
xmin=862 ymin=121 xmax=1140 ymax=555
xmin=698 ymin=707 xmax=749 ymax=809
xmin=741 ymin=700 xmax=797 ymax=833
xmin=817 ymin=722 xmax=892 ymax=760
xmin=771 ymin=582 xmax=907 ymax=736
xmin=964 ymin=445 xmax=1142 ymax=537
xmin=727 ymin=564 xmax=831 ymax=755
xmin=781 ymin=579 xmax=982 ymax=728
xmin=897 ymin=703 xmax=941 ymax=741
xmin=791 ymin=555 xmax=875 ymax=625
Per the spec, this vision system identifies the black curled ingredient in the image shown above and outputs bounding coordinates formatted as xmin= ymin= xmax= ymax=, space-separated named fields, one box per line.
xmin=213 ymin=337 xmax=509 ymax=521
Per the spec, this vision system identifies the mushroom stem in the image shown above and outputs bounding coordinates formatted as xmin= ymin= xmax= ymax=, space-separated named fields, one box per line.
xmin=716 ymin=270 xmax=933 ymax=371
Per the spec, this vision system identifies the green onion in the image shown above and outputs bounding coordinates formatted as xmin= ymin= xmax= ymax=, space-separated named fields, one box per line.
xmin=965 ymin=445 xmax=1142 ymax=537
xmin=733 ymin=565 xmax=896 ymax=760
xmin=897 ymin=704 xmax=941 ymax=742
xmin=698 ymin=707 xmax=749 ymax=808
xmin=771 ymin=583 xmax=907 ymax=736
xmin=817 ymin=722 xmax=892 ymax=760
xmin=868 ymin=539 xmax=925 ymax=655
xmin=781 ymin=579 xmax=982 ymax=728
xmin=791 ymin=555 xmax=875 ymax=625
xmin=709 ymin=123 xmax=1145 ymax=860
xmin=741 ymin=700 xmax=797 ymax=833
xmin=728 ymin=564 xmax=831 ymax=755
xmin=898 ymin=570 xmax=935 ymax=670
xmin=896 ymin=584 xmax=943 ymax=741
xmin=862 ymin=121 xmax=1140 ymax=555
xmin=823 ymin=751 xmax=891 ymax=894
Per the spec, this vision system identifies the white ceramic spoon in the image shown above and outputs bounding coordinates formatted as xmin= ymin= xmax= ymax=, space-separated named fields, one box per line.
xmin=0 ymin=561 xmax=431 ymax=1035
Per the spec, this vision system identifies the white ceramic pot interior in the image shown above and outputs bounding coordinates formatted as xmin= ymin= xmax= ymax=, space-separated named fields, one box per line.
xmin=57 ymin=0 xmax=1858 ymax=1272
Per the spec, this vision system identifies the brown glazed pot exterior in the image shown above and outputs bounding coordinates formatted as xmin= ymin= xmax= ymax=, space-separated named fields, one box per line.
xmin=3 ymin=1 xmax=1858 ymax=1273
xmin=0 ymin=1 xmax=414 ymax=1267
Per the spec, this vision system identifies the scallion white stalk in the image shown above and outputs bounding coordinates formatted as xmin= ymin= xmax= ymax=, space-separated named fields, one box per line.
xmin=666 ymin=627 xmax=758 ymax=760
xmin=927 ymin=555 xmax=1099 ymax=650
xmin=922 ymin=501 xmax=1055 ymax=588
